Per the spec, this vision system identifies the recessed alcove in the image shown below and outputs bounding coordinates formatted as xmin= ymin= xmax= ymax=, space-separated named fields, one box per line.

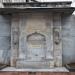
xmin=27 ymin=32 xmax=46 ymax=61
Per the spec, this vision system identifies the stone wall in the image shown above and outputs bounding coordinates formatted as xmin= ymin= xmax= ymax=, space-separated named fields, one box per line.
xmin=0 ymin=13 xmax=75 ymax=66
xmin=62 ymin=14 xmax=75 ymax=65
xmin=11 ymin=13 xmax=63 ymax=68
xmin=0 ymin=15 xmax=11 ymax=65
xmin=11 ymin=13 xmax=55 ymax=68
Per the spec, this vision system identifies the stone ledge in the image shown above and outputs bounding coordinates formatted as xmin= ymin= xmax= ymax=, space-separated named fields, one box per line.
xmin=1 ymin=67 xmax=69 ymax=72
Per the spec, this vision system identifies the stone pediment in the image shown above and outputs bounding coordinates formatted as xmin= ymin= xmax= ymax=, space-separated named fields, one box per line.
xmin=27 ymin=32 xmax=45 ymax=41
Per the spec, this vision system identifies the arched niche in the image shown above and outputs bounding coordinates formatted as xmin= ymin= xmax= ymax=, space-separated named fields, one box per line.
xmin=26 ymin=32 xmax=47 ymax=61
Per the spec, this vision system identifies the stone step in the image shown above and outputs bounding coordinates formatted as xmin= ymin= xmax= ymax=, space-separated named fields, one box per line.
xmin=16 ymin=60 xmax=50 ymax=69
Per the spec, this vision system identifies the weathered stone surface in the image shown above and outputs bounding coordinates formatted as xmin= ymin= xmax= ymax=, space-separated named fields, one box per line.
xmin=53 ymin=14 xmax=62 ymax=67
xmin=11 ymin=14 xmax=19 ymax=66
xmin=16 ymin=13 xmax=54 ymax=68
xmin=0 ymin=15 xmax=11 ymax=64
xmin=62 ymin=14 xmax=75 ymax=65
xmin=11 ymin=13 xmax=63 ymax=68
xmin=0 ymin=12 xmax=75 ymax=68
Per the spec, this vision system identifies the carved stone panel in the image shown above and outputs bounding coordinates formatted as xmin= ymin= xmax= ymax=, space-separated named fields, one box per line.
xmin=16 ymin=13 xmax=54 ymax=68
xmin=11 ymin=13 xmax=62 ymax=68
xmin=27 ymin=32 xmax=46 ymax=61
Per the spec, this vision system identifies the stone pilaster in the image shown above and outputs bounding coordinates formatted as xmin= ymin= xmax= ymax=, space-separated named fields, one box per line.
xmin=11 ymin=14 xmax=19 ymax=67
xmin=53 ymin=13 xmax=62 ymax=67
